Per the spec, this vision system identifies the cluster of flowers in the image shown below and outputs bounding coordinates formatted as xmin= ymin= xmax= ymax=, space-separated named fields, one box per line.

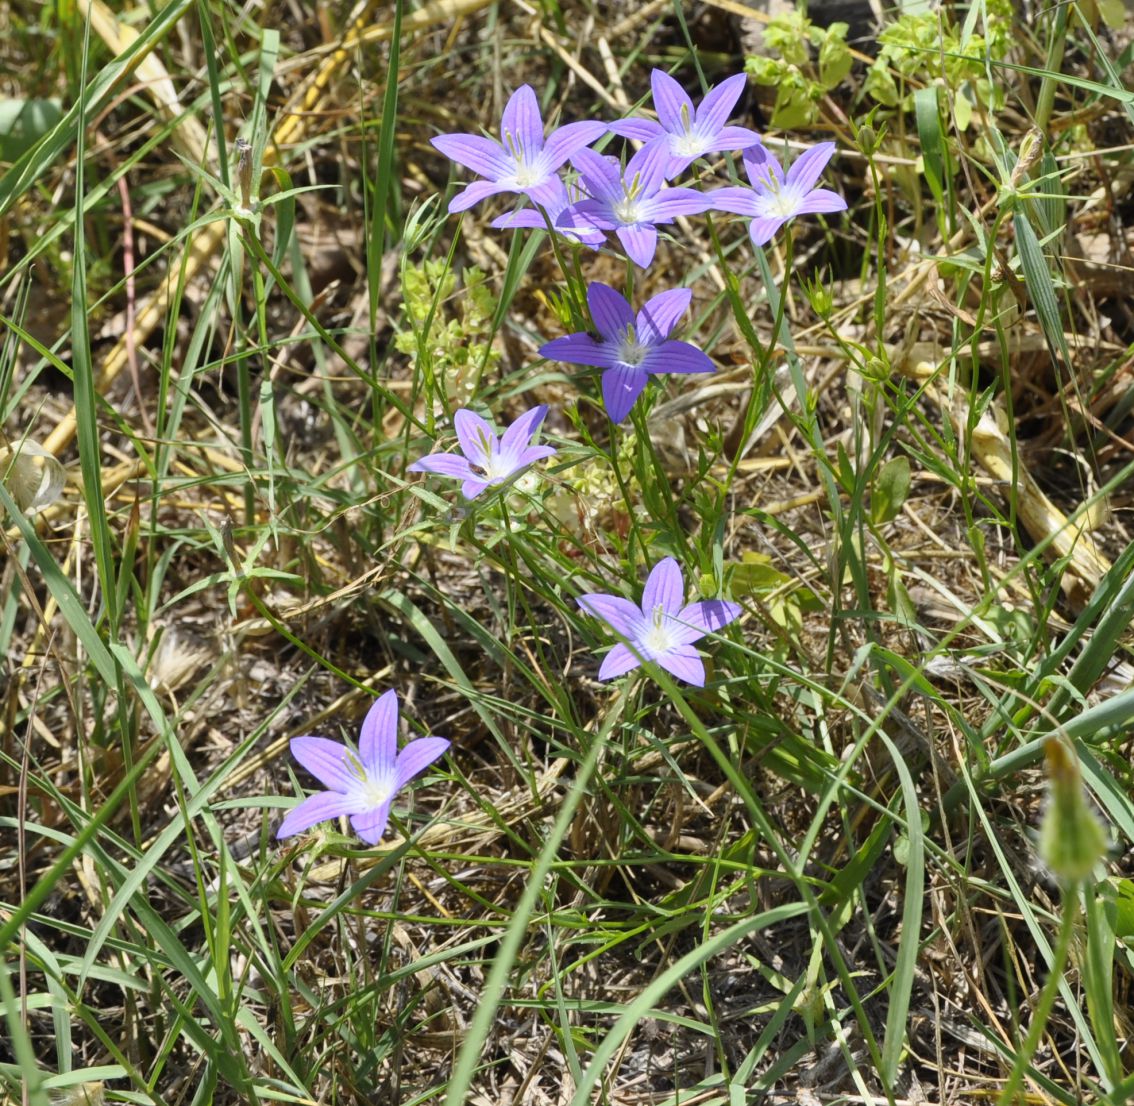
xmin=278 ymin=72 xmax=841 ymax=845
xmin=433 ymin=72 xmax=845 ymax=259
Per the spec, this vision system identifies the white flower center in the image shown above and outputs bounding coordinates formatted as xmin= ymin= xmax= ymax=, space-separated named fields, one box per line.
xmin=672 ymin=128 xmax=710 ymax=159
xmin=504 ymin=130 xmax=544 ymax=187
xmin=612 ymin=170 xmax=648 ymax=225
xmin=346 ymin=752 xmax=394 ymax=807
xmin=513 ymin=158 xmax=541 ymax=187
xmin=765 ymin=188 xmax=800 ymax=218
xmin=640 ymin=604 xmax=675 ymax=656
xmin=362 ymin=776 xmax=393 ymax=807
xmin=481 ymin=450 xmax=513 ymax=481
xmin=617 ymin=327 xmax=649 ymax=366
xmin=613 ymin=196 xmax=644 ymax=224
xmin=752 ymin=168 xmax=800 ymax=218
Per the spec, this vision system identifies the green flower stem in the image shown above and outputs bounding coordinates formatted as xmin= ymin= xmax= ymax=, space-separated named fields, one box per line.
xmin=995 ymin=885 xmax=1078 ymax=1106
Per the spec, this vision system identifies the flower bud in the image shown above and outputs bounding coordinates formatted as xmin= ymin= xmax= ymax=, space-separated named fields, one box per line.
xmin=1039 ymin=736 xmax=1107 ymax=883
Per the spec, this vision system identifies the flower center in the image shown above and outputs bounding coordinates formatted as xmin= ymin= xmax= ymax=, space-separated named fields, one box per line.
xmin=766 ymin=188 xmax=799 ymax=217
xmin=672 ymin=128 xmax=709 ymax=159
xmin=481 ymin=450 xmax=513 ymax=482
xmin=617 ymin=326 xmax=649 ymax=367
xmin=503 ymin=130 xmax=543 ymax=187
xmin=612 ymin=170 xmax=647 ymax=225
xmin=346 ymin=753 xmax=394 ymax=807
xmin=612 ymin=196 xmax=644 ymax=224
xmin=640 ymin=604 xmax=675 ymax=656
xmin=752 ymin=168 xmax=799 ymax=217
xmin=362 ymin=776 xmax=393 ymax=808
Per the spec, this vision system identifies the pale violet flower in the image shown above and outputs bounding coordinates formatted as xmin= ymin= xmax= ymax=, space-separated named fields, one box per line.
xmin=563 ymin=140 xmax=712 ymax=267
xmin=539 ymin=282 xmax=713 ymax=423
xmin=711 ymin=142 xmax=846 ymax=245
xmin=431 ymin=85 xmax=606 ymax=214
xmin=408 ymin=405 xmax=556 ymax=499
xmin=277 ymin=690 xmax=449 ymax=845
xmin=578 ymin=557 xmax=741 ymax=686
xmin=609 ymin=70 xmax=761 ymax=179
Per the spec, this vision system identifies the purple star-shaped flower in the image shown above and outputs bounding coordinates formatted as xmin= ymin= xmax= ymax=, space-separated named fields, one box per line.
xmin=539 ymin=282 xmax=713 ymax=423
xmin=430 ymin=85 xmax=606 ymax=214
xmin=563 ymin=140 xmax=712 ymax=268
xmin=407 ymin=405 xmax=557 ymax=500
xmin=277 ymin=690 xmax=449 ymax=845
xmin=578 ymin=557 xmax=741 ymax=686
xmin=609 ymin=70 xmax=761 ymax=179
xmin=711 ymin=142 xmax=847 ymax=246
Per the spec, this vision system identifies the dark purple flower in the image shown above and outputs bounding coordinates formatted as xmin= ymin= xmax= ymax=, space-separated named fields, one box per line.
xmin=277 ymin=690 xmax=449 ymax=845
xmin=609 ymin=70 xmax=761 ymax=179
xmin=539 ymin=282 xmax=713 ymax=423
xmin=563 ymin=140 xmax=712 ymax=267
xmin=711 ymin=142 xmax=846 ymax=246
xmin=578 ymin=557 xmax=741 ymax=686
xmin=430 ymin=85 xmax=606 ymax=214
xmin=408 ymin=405 xmax=556 ymax=499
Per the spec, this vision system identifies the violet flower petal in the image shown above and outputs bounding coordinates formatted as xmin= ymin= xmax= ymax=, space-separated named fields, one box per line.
xmin=408 ymin=453 xmax=478 ymax=481
xmin=635 ymin=287 xmax=691 ymax=344
xmin=785 ymin=141 xmax=837 ymax=192
xmin=707 ymin=125 xmax=763 ymax=153
xmin=651 ymin=69 xmax=696 ymax=134
xmin=794 ymin=188 xmax=847 ymax=215
xmin=642 ymin=188 xmax=714 ymax=220
xmin=748 ymin=216 xmax=788 ymax=247
xmin=608 ymin=117 xmax=665 ymax=143
xmin=570 ymin=147 xmax=623 ymax=203
xmin=642 ymin=556 xmax=685 ymax=615
xmin=615 ymin=223 xmax=658 ymax=269
xmin=655 ymin=645 xmax=706 ymax=687
xmin=561 ymin=198 xmax=615 ymax=233
xmin=602 ymin=363 xmax=650 ymax=421
xmin=577 ymin=593 xmax=646 ymax=639
xmin=290 ymin=736 xmax=361 ymax=793
xmin=430 ymin=134 xmax=512 ymax=180
xmin=453 ymin=409 xmax=496 ymax=468
xmin=350 ymin=800 xmax=395 ymax=845
xmin=500 ymin=85 xmax=545 ymax=154
xmin=623 ymin=137 xmax=671 ymax=198
xmin=542 ymin=120 xmax=608 ymax=169
xmin=448 ymin=179 xmax=512 ymax=214
xmin=744 ymin=144 xmax=782 ymax=189
xmin=359 ymin=689 xmax=399 ymax=779
xmin=695 ymin=73 xmax=748 ymax=131
xmin=587 ymin=283 xmax=636 ymax=342
xmin=277 ymin=791 xmax=363 ymax=840
xmin=672 ymin=599 xmax=742 ymax=645
xmin=393 ymin=736 xmax=451 ymax=790
xmin=539 ymin=333 xmax=616 ymax=368
xmin=705 ymin=185 xmax=761 ymax=216
xmin=598 ymin=643 xmax=644 ymax=681
xmin=639 ymin=340 xmax=715 ymax=376
xmin=523 ymin=175 xmax=569 ymax=210
xmin=498 ymin=403 xmax=548 ymax=457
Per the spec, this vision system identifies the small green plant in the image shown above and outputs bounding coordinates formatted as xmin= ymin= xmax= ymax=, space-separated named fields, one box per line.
xmin=395 ymin=259 xmax=500 ymax=406
xmin=863 ymin=3 xmax=1013 ymax=129
xmin=745 ymin=9 xmax=852 ymax=129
